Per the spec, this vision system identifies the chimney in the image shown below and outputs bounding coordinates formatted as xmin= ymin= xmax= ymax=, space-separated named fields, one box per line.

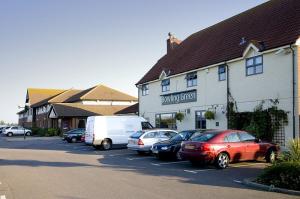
xmin=167 ymin=32 xmax=181 ymax=54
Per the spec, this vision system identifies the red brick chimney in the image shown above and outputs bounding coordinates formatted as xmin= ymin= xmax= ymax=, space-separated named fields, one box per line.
xmin=167 ymin=32 xmax=181 ymax=54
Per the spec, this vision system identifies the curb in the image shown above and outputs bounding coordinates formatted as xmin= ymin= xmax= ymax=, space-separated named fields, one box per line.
xmin=242 ymin=178 xmax=300 ymax=196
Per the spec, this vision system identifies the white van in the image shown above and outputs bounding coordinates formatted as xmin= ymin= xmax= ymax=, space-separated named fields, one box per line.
xmin=85 ymin=116 xmax=153 ymax=150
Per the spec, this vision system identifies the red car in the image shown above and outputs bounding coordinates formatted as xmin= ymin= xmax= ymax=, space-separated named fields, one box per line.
xmin=180 ymin=130 xmax=279 ymax=169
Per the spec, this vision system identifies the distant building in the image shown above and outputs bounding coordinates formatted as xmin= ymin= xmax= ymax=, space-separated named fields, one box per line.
xmin=136 ymin=0 xmax=300 ymax=146
xmin=18 ymin=84 xmax=137 ymax=131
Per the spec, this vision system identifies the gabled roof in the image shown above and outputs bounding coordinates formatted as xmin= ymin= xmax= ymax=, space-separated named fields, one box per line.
xmin=48 ymin=89 xmax=83 ymax=103
xmin=137 ymin=0 xmax=300 ymax=85
xmin=115 ymin=103 xmax=139 ymax=115
xmin=65 ymin=84 xmax=137 ymax=102
xmin=50 ymin=103 xmax=129 ymax=117
xmin=26 ymin=88 xmax=65 ymax=107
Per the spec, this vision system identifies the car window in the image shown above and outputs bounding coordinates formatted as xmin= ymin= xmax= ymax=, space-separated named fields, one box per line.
xmin=170 ymin=131 xmax=193 ymax=141
xmin=143 ymin=131 xmax=158 ymax=139
xmin=12 ymin=127 xmax=18 ymax=130
xmin=190 ymin=133 xmax=217 ymax=142
xmin=159 ymin=131 xmax=176 ymax=138
xmin=239 ymin=132 xmax=256 ymax=142
xmin=224 ymin=133 xmax=240 ymax=143
xmin=130 ymin=131 xmax=144 ymax=139
xmin=141 ymin=122 xmax=153 ymax=130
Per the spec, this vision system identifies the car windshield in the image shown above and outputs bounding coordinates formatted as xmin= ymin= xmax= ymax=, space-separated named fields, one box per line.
xmin=190 ymin=132 xmax=217 ymax=142
xmin=170 ymin=131 xmax=194 ymax=141
xmin=130 ymin=131 xmax=144 ymax=139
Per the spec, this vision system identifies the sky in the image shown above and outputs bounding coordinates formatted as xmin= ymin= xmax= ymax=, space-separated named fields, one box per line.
xmin=0 ymin=0 xmax=267 ymax=123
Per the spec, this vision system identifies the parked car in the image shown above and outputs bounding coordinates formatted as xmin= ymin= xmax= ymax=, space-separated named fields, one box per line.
xmin=180 ymin=130 xmax=279 ymax=169
xmin=2 ymin=126 xmax=31 ymax=137
xmin=85 ymin=116 xmax=153 ymax=150
xmin=127 ymin=129 xmax=178 ymax=154
xmin=81 ymin=133 xmax=85 ymax=142
xmin=0 ymin=126 xmax=8 ymax=134
xmin=151 ymin=129 xmax=206 ymax=160
xmin=63 ymin=128 xmax=85 ymax=143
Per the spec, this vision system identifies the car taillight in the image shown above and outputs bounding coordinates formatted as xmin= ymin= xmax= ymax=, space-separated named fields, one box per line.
xmin=199 ymin=144 xmax=211 ymax=151
xmin=138 ymin=139 xmax=144 ymax=145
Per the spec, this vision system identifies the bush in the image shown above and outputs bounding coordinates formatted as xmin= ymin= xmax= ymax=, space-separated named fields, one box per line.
xmin=175 ymin=112 xmax=184 ymax=122
xmin=30 ymin=127 xmax=60 ymax=137
xmin=257 ymin=162 xmax=300 ymax=191
xmin=204 ymin=111 xmax=215 ymax=120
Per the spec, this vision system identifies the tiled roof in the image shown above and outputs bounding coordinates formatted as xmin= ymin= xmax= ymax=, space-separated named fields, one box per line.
xmin=51 ymin=103 xmax=129 ymax=117
xmin=137 ymin=0 xmax=300 ymax=85
xmin=65 ymin=84 xmax=137 ymax=102
xmin=27 ymin=88 xmax=65 ymax=107
xmin=48 ymin=89 xmax=83 ymax=103
xmin=115 ymin=103 xmax=139 ymax=115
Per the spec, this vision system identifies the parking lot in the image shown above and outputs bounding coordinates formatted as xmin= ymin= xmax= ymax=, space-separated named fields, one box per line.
xmin=0 ymin=136 xmax=298 ymax=199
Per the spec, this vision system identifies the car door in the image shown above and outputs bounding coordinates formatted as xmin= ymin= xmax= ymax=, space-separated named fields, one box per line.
xmin=238 ymin=132 xmax=261 ymax=160
xmin=223 ymin=132 xmax=246 ymax=162
xmin=18 ymin=127 xmax=25 ymax=135
xmin=10 ymin=127 xmax=18 ymax=134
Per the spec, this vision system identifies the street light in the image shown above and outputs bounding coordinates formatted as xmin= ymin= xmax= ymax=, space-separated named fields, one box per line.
xmin=18 ymin=104 xmax=29 ymax=140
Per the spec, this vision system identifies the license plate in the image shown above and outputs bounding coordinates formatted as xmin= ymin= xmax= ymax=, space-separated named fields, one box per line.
xmin=129 ymin=140 xmax=136 ymax=145
xmin=185 ymin=145 xmax=195 ymax=150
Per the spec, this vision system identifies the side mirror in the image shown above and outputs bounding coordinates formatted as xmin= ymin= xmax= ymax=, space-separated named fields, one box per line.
xmin=255 ymin=138 xmax=261 ymax=143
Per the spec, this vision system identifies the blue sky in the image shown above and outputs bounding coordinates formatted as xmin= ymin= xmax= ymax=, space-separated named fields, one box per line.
xmin=0 ymin=0 xmax=266 ymax=123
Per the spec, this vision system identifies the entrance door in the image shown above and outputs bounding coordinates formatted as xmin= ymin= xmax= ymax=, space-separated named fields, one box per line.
xmin=195 ymin=111 xmax=206 ymax=129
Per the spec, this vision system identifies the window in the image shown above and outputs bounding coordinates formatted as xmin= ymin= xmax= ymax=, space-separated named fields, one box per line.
xmin=190 ymin=133 xmax=217 ymax=142
xmin=159 ymin=131 xmax=177 ymax=139
xmin=141 ymin=84 xmax=149 ymax=96
xmin=155 ymin=113 xmax=176 ymax=129
xmin=195 ymin=111 xmax=206 ymax=129
xmin=142 ymin=122 xmax=153 ymax=130
xmin=218 ymin=65 xmax=226 ymax=81
xmin=246 ymin=55 xmax=263 ymax=76
xmin=186 ymin=72 xmax=197 ymax=87
xmin=144 ymin=131 xmax=159 ymax=139
xmin=239 ymin=132 xmax=256 ymax=142
xmin=224 ymin=133 xmax=240 ymax=143
xmin=161 ymin=79 xmax=170 ymax=92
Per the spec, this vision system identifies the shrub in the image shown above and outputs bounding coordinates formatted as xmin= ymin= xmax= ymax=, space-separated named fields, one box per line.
xmin=204 ymin=111 xmax=215 ymax=120
xmin=175 ymin=112 xmax=184 ymax=122
xmin=257 ymin=162 xmax=300 ymax=191
xmin=30 ymin=127 xmax=60 ymax=137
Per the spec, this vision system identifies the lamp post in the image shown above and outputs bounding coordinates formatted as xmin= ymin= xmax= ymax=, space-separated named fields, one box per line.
xmin=18 ymin=104 xmax=29 ymax=140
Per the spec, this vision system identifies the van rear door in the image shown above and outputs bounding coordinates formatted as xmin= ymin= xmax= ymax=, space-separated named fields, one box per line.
xmin=85 ymin=117 xmax=95 ymax=144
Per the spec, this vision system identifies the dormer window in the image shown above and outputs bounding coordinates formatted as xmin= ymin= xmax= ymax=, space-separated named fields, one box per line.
xmin=186 ymin=72 xmax=197 ymax=87
xmin=161 ymin=79 xmax=170 ymax=92
xmin=141 ymin=84 xmax=149 ymax=96
xmin=246 ymin=55 xmax=263 ymax=76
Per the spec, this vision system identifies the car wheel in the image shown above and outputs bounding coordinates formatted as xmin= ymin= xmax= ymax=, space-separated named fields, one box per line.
xmin=215 ymin=152 xmax=229 ymax=169
xmin=71 ymin=137 xmax=77 ymax=143
xmin=25 ymin=132 xmax=31 ymax=136
xmin=266 ymin=149 xmax=276 ymax=163
xmin=102 ymin=139 xmax=112 ymax=150
xmin=7 ymin=132 xmax=13 ymax=137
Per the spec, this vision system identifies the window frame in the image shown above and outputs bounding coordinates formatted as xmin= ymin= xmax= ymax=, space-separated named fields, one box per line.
xmin=141 ymin=84 xmax=149 ymax=96
xmin=186 ymin=72 xmax=197 ymax=87
xmin=161 ymin=79 xmax=170 ymax=92
xmin=246 ymin=55 xmax=263 ymax=76
xmin=218 ymin=65 xmax=226 ymax=81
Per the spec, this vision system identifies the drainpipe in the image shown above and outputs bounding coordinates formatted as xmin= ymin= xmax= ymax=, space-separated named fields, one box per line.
xmin=289 ymin=45 xmax=296 ymax=139
xmin=225 ymin=62 xmax=229 ymax=129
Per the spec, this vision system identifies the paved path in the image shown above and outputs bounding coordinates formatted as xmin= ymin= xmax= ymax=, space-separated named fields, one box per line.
xmin=0 ymin=136 xmax=298 ymax=199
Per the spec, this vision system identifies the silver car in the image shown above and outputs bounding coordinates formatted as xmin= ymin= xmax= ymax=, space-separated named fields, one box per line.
xmin=127 ymin=129 xmax=178 ymax=154
xmin=3 ymin=126 xmax=31 ymax=137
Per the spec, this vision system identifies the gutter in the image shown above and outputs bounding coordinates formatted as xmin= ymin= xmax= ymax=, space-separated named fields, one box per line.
xmin=289 ymin=45 xmax=296 ymax=139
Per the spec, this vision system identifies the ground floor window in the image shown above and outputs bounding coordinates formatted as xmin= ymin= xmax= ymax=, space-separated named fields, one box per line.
xmin=155 ymin=113 xmax=176 ymax=129
xmin=195 ymin=111 xmax=206 ymax=129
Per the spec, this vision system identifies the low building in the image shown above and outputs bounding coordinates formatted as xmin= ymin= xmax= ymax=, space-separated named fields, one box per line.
xmin=136 ymin=0 xmax=300 ymax=146
xmin=18 ymin=84 xmax=137 ymax=131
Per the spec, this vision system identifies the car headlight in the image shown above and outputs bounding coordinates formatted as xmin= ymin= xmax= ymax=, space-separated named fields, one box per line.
xmin=161 ymin=146 xmax=169 ymax=150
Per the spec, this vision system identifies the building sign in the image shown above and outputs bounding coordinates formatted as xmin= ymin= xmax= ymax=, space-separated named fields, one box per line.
xmin=161 ymin=89 xmax=197 ymax=105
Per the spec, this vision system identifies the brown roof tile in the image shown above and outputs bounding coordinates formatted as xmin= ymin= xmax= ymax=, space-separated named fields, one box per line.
xmin=27 ymin=88 xmax=66 ymax=107
xmin=115 ymin=103 xmax=139 ymax=115
xmin=48 ymin=89 xmax=83 ymax=103
xmin=137 ymin=0 xmax=300 ymax=85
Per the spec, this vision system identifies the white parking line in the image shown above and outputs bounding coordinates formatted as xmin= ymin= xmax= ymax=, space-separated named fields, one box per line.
xmin=109 ymin=153 xmax=137 ymax=157
xmin=1 ymin=195 xmax=6 ymax=199
xmin=127 ymin=157 xmax=154 ymax=161
xmin=151 ymin=161 xmax=189 ymax=166
xmin=233 ymin=180 xmax=242 ymax=184
xmin=183 ymin=168 xmax=215 ymax=174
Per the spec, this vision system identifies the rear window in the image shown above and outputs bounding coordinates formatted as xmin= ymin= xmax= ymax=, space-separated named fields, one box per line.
xmin=190 ymin=133 xmax=217 ymax=142
xmin=130 ymin=131 xmax=144 ymax=139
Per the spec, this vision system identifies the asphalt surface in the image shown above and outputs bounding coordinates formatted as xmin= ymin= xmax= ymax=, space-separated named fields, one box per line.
xmin=0 ymin=136 xmax=298 ymax=199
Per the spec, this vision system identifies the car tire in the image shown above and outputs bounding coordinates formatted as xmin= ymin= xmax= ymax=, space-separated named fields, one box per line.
xmin=25 ymin=132 xmax=31 ymax=136
xmin=71 ymin=137 xmax=77 ymax=143
xmin=215 ymin=152 xmax=229 ymax=169
xmin=7 ymin=132 xmax=13 ymax=137
xmin=266 ymin=149 xmax=276 ymax=163
xmin=102 ymin=139 xmax=112 ymax=150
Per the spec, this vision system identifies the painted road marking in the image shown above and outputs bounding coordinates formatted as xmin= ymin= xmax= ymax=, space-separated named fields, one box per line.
xmin=1 ymin=195 xmax=6 ymax=199
xmin=127 ymin=156 xmax=154 ymax=161
xmin=183 ymin=170 xmax=198 ymax=174
xmin=233 ymin=180 xmax=242 ymax=184
xmin=109 ymin=153 xmax=137 ymax=157
xmin=151 ymin=161 xmax=189 ymax=166
xmin=183 ymin=168 xmax=215 ymax=174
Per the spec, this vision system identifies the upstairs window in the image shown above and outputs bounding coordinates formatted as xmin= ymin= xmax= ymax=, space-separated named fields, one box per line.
xmin=218 ymin=65 xmax=226 ymax=81
xmin=161 ymin=79 xmax=170 ymax=92
xmin=186 ymin=72 xmax=197 ymax=87
xmin=246 ymin=55 xmax=263 ymax=76
xmin=141 ymin=84 xmax=149 ymax=96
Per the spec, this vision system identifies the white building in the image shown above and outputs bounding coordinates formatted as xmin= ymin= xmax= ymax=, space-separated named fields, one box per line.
xmin=136 ymin=0 xmax=300 ymax=146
